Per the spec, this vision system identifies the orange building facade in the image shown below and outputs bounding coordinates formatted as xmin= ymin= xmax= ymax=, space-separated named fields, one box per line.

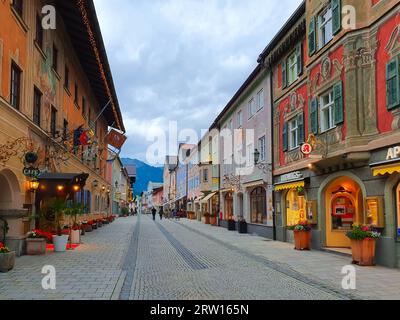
xmin=0 ymin=0 xmax=125 ymax=255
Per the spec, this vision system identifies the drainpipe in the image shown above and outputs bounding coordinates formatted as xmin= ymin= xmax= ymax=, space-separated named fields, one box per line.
xmin=268 ymin=64 xmax=277 ymax=242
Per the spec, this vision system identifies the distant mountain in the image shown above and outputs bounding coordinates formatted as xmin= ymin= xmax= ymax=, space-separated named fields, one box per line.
xmin=121 ymin=158 xmax=163 ymax=196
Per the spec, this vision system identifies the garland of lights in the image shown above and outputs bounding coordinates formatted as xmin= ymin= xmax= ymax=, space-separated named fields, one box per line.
xmin=76 ymin=0 xmax=123 ymax=132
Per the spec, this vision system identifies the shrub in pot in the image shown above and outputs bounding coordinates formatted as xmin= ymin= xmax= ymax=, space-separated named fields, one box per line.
xmin=82 ymin=221 xmax=93 ymax=232
xmin=346 ymin=224 xmax=381 ymax=266
xmin=46 ymin=198 xmax=69 ymax=252
xmin=288 ymin=221 xmax=312 ymax=251
xmin=210 ymin=213 xmax=218 ymax=226
xmin=203 ymin=213 xmax=211 ymax=225
xmin=26 ymin=230 xmax=49 ymax=255
xmin=64 ymin=203 xmax=85 ymax=245
xmin=0 ymin=242 xmax=15 ymax=273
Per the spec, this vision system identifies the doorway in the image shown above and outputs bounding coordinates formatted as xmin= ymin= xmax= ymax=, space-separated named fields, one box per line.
xmin=324 ymin=177 xmax=364 ymax=248
xmin=224 ymin=192 xmax=233 ymax=220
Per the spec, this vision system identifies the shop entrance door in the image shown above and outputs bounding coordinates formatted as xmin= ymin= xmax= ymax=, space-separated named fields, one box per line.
xmin=325 ymin=177 xmax=363 ymax=248
xmin=224 ymin=193 xmax=233 ymax=220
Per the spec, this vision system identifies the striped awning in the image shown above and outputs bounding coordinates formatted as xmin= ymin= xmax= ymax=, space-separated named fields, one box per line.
xmin=275 ymin=180 xmax=305 ymax=191
xmin=200 ymin=192 xmax=217 ymax=204
xmin=372 ymin=163 xmax=400 ymax=176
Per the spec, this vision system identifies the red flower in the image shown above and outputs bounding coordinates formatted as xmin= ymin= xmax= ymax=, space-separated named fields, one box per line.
xmin=0 ymin=242 xmax=4 ymax=249
xmin=362 ymin=226 xmax=370 ymax=232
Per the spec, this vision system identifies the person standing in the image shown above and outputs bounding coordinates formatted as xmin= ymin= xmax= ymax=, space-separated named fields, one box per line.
xmin=151 ymin=207 xmax=157 ymax=221
xmin=159 ymin=207 xmax=164 ymax=221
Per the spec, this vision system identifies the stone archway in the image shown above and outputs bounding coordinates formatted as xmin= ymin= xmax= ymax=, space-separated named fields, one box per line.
xmin=0 ymin=169 xmax=22 ymax=211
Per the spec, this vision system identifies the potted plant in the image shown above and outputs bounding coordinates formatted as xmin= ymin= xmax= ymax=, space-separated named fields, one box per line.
xmin=82 ymin=220 xmax=92 ymax=232
xmin=203 ymin=212 xmax=211 ymax=225
xmin=237 ymin=217 xmax=247 ymax=234
xmin=121 ymin=207 xmax=129 ymax=217
xmin=0 ymin=242 xmax=15 ymax=273
xmin=26 ymin=230 xmax=49 ymax=255
xmin=47 ymin=198 xmax=69 ymax=252
xmin=64 ymin=203 xmax=85 ymax=244
xmin=97 ymin=219 xmax=103 ymax=228
xmin=288 ymin=220 xmax=312 ymax=251
xmin=228 ymin=216 xmax=236 ymax=231
xmin=346 ymin=224 xmax=381 ymax=266
xmin=210 ymin=213 xmax=218 ymax=226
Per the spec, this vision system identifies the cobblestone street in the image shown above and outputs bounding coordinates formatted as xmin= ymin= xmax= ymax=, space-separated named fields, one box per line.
xmin=1 ymin=215 xmax=400 ymax=300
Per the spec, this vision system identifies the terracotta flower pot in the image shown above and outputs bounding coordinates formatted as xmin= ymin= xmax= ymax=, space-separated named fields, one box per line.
xmin=360 ymin=238 xmax=377 ymax=266
xmin=26 ymin=238 xmax=47 ymax=255
xmin=0 ymin=251 xmax=16 ymax=273
xmin=293 ymin=230 xmax=311 ymax=250
xmin=210 ymin=216 xmax=217 ymax=226
xmin=351 ymin=239 xmax=362 ymax=264
xmin=204 ymin=216 xmax=210 ymax=224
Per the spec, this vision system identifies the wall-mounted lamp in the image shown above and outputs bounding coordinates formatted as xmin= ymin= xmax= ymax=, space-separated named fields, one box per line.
xmin=56 ymin=185 xmax=65 ymax=192
xmin=29 ymin=180 xmax=40 ymax=192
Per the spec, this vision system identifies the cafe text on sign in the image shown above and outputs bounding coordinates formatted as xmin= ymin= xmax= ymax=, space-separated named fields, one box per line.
xmin=386 ymin=146 xmax=400 ymax=161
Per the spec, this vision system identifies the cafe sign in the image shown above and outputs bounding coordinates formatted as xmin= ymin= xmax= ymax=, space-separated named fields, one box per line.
xmin=386 ymin=146 xmax=400 ymax=161
xmin=280 ymin=171 xmax=303 ymax=183
xmin=23 ymin=167 xmax=40 ymax=179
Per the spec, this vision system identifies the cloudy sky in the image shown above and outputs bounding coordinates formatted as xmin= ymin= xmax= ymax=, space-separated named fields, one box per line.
xmin=94 ymin=0 xmax=303 ymax=164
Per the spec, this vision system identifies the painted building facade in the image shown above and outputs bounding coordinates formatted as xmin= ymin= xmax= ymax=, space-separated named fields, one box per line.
xmin=0 ymin=0 xmax=124 ymax=255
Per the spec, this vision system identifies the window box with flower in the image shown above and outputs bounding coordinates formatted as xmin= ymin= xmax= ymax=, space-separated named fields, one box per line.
xmin=26 ymin=230 xmax=49 ymax=255
xmin=287 ymin=220 xmax=312 ymax=250
xmin=346 ymin=224 xmax=381 ymax=266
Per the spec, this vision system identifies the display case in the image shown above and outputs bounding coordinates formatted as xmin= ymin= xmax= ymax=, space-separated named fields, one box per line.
xmin=366 ymin=197 xmax=384 ymax=228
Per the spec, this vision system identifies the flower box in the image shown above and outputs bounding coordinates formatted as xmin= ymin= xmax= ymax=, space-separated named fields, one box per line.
xmin=70 ymin=230 xmax=81 ymax=244
xmin=204 ymin=215 xmax=210 ymax=225
xmin=26 ymin=238 xmax=47 ymax=255
xmin=347 ymin=225 xmax=380 ymax=266
xmin=210 ymin=216 xmax=217 ymax=226
xmin=0 ymin=251 xmax=15 ymax=273
xmin=293 ymin=230 xmax=312 ymax=251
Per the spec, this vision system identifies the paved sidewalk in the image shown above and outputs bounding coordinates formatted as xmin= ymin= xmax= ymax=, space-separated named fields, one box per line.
xmin=0 ymin=217 xmax=136 ymax=300
xmin=177 ymin=219 xmax=400 ymax=300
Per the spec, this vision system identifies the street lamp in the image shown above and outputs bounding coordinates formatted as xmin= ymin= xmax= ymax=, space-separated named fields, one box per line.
xmin=29 ymin=179 xmax=40 ymax=192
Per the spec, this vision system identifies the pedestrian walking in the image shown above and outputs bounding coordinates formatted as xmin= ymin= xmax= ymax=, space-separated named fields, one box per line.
xmin=151 ymin=207 xmax=157 ymax=221
xmin=159 ymin=207 xmax=164 ymax=220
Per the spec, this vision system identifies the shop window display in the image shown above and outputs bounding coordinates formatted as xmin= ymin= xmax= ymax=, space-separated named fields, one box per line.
xmin=250 ymin=187 xmax=266 ymax=224
xmin=286 ymin=189 xmax=306 ymax=226
xmin=331 ymin=195 xmax=354 ymax=231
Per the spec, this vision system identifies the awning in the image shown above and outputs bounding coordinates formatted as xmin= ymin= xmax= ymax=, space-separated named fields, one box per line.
xmin=275 ymin=180 xmax=305 ymax=191
xmin=372 ymin=163 xmax=400 ymax=176
xmin=243 ymin=180 xmax=265 ymax=189
xmin=200 ymin=192 xmax=217 ymax=204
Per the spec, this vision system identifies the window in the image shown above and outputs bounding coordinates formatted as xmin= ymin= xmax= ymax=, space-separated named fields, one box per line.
xmin=52 ymin=45 xmax=58 ymax=72
xmin=63 ymin=119 xmax=69 ymax=141
xmin=318 ymin=5 xmax=333 ymax=49
xmin=289 ymin=118 xmax=299 ymax=150
xmin=286 ymin=189 xmax=306 ymax=227
xmin=320 ymin=90 xmax=335 ymax=132
xmin=287 ymin=52 xmax=298 ymax=85
xmin=33 ymin=87 xmax=42 ymax=127
xmin=50 ymin=106 xmax=57 ymax=138
xmin=74 ymin=83 xmax=78 ymax=106
xmin=248 ymin=98 xmax=255 ymax=119
xmin=10 ymin=62 xmax=21 ymax=110
xmin=203 ymin=168 xmax=209 ymax=182
xmin=250 ymin=187 xmax=266 ymax=225
xmin=387 ymin=57 xmax=400 ymax=110
xmin=258 ymin=136 xmax=266 ymax=162
xmin=257 ymin=89 xmax=264 ymax=110
xmin=35 ymin=15 xmax=43 ymax=49
xmin=237 ymin=110 xmax=243 ymax=128
xmin=64 ymin=66 xmax=69 ymax=89
xmin=12 ymin=0 xmax=23 ymax=17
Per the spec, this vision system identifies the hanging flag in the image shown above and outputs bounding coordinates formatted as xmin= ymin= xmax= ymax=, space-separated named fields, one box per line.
xmin=79 ymin=130 xmax=90 ymax=146
xmin=105 ymin=129 xmax=127 ymax=150
xmin=73 ymin=126 xmax=84 ymax=147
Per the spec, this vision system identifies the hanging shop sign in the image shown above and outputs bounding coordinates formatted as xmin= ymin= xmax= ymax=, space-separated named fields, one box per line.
xmin=300 ymin=143 xmax=313 ymax=155
xmin=23 ymin=167 xmax=41 ymax=179
xmin=386 ymin=146 xmax=400 ymax=161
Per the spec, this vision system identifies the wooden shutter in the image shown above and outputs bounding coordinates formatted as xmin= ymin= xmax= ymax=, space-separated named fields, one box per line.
xmin=297 ymin=113 xmax=305 ymax=144
xmin=296 ymin=42 xmax=303 ymax=76
xmin=282 ymin=122 xmax=288 ymax=152
xmin=310 ymin=98 xmax=318 ymax=134
xmin=308 ymin=16 xmax=316 ymax=56
xmin=387 ymin=57 xmax=400 ymax=110
xmin=332 ymin=0 xmax=341 ymax=35
xmin=282 ymin=60 xmax=287 ymax=89
xmin=333 ymin=81 xmax=344 ymax=125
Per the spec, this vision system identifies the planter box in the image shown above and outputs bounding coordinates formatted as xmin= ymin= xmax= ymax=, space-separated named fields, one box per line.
xmin=237 ymin=222 xmax=247 ymax=234
xmin=351 ymin=239 xmax=377 ymax=266
xmin=26 ymin=238 xmax=46 ymax=255
xmin=293 ymin=230 xmax=311 ymax=251
xmin=83 ymin=224 xmax=93 ymax=232
xmin=228 ymin=220 xmax=236 ymax=231
xmin=204 ymin=216 xmax=210 ymax=225
xmin=70 ymin=230 xmax=81 ymax=244
xmin=52 ymin=235 xmax=69 ymax=252
xmin=0 ymin=251 xmax=16 ymax=273
xmin=210 ymin=216 xmax=217 ymax=226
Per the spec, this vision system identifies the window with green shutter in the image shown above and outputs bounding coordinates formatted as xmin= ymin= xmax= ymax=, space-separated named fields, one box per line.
xmin=308 ymin=16 xmax=316 ymax=57
xmin=282 ymin=122 xmax=288 ymax=152
xmin=387 ymin=57 xmax=400 ymax=110
xmin=282 ymin=60 xmax=287 ymax=89
xmin=333 ymin=81 xmax=344 ymax=125
xmin=296 ymin=43 xmax=303 ymax=76
xmin=332 ymin=0 xmax=341 ymax=35
xmin=310 ymin=98 xmax=318 ymax=134
xmin=297 ymin=113 xmax=305 ymax=144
